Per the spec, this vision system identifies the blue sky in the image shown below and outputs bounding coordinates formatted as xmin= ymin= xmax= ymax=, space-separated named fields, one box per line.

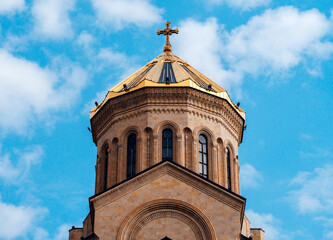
xmin=0 ymin=0 xmax=332 ymax=239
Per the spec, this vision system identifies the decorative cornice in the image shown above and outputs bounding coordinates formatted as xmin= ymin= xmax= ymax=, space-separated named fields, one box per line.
xmin=90 ymin=87 xmax=244 ymax=144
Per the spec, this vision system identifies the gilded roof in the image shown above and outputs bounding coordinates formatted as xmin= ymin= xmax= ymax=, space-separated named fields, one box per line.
xmin=90 ymin=50 xmax=245 ymax=119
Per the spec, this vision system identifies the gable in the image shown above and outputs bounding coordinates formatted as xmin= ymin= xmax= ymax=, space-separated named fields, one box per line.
xmin=89 ymin=161 xmax=246 ymax=240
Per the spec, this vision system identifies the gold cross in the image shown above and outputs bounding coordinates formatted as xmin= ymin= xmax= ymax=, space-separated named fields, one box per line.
xmin=157 ymin=21 xmax=179 ymax=52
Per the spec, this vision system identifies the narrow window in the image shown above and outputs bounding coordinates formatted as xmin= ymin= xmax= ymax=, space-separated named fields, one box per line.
xmin=226 ymin=148 xmax=232 ymax=190
xmin=104 ymin=147 xmax=109 ymax=190
xmin=199 ymin=134 xmax=208 ymax=178
xmin=162 ymin=129 xmax=173 ymax=161
xmin=127 ymin=134 xmax=137 ymax=178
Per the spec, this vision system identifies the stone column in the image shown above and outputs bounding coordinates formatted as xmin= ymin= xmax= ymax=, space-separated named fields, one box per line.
xmin=236 ymin=156 xmax=240 ymax=194
xmin=217 ymin=143 xmax=222 ymax=186
xmin=94 ymin=156 xmax=100 ymax=194
xmin=192 ymin=138 xmax=199 ymax=173
xmin=212 ymin=145 xmax=218 ymax=183
xmin=177 ymin=136 xmax=184 ymax=166
xmin=223 ymin=148 xmax=228 ymax=188
xmin=117 ymin=144 xmax=124 ymax=183
xmin=232 ymin=156 xmax=237 ymax=192
xmin=152 ymin=135 xmax=159 ymax=165
xmin=146 ymin=133 xmax=150 ymax=169
xmin=137 ymin=138 xmax=143 ymax=173
xmin=106 ymin=147 xmax=112 ymax=188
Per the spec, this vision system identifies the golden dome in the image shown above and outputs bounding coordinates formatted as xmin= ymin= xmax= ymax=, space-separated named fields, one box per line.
xmin=90 ymin=51 xmax=245 ymax=119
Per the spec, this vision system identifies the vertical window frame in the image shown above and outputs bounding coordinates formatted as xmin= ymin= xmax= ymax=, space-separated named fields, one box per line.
xmin=162 ymin=129 xmax=173 ymax=161
xmin=127 ymin=133 xmax=137 ymax=178
xmin=199 ymin=134 xmax=208 ymax=178
xmin=103 ymin=146 xmax=109 ymax=190
xmin=226 ymin=147 xmax=232 ymax=190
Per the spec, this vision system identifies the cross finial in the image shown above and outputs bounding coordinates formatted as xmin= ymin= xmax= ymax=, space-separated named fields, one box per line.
xmin=157 ymin=21 xmax=179 ymax=52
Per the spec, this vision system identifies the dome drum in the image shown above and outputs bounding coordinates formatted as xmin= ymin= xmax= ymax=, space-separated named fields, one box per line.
xmin=91 ymin=86 xmax=243 ymax=195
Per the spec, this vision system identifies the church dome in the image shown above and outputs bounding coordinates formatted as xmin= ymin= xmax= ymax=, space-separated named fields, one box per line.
xmin=90 ymin=50 xmax=245 ymax=119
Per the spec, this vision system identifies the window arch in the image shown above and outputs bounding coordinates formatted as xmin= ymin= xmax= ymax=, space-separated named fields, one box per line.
xmin=226 ymin=147 xmax=232 ymax=190
xmin=103 ymin=146 xmax=109 ymax=190
xmin=199 ymin=134 xmax=208 ymax=178
xmin=127 ymin=134 xmax=137 ymax=178
xmin=162 ymin=129 xmax=173 ymax=161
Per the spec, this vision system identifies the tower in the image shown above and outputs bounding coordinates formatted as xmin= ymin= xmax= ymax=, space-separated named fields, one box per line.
xmin=69 ymin=22 xmax=265 ymax=240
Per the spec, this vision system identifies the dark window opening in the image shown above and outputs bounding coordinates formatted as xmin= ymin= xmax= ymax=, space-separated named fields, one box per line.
xmin=161 ymin=237 xmax=172 ymax=240
xmin=226 ymin=148 xmax=232 ymax=190
xmin=127 ymin=134 xmax=137 ymax=178
xmin=162 ymin=129 xmax=173 ymax=161
xmin=199 ymin=134 xmax=208 ymax=178
xmin=104 ymin=147 xmax=109 ymax=190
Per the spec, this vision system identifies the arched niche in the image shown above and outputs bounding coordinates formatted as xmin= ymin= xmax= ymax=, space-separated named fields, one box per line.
xmin=117 ymin=199 xmax=216 ymax=240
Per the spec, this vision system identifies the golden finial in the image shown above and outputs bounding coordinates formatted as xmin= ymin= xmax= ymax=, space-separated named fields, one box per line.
xmin=157 ymin=21 xmax=179 ymax=52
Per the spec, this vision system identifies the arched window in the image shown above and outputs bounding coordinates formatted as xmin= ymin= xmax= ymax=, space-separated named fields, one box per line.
xmin=162 ymin=129 xmax=173 ymax=161
xmin=226 ymin=148 xmax=232 ymax=190
xmin=103 ymin=146 xmax=109 ymax=190
xmin=127 ymin=134 xmax=137 ymax=178
xmin=199 ymin=134 xmax=208 ymax=178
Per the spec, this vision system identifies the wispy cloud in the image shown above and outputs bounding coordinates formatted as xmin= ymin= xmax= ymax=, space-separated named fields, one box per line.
xmin=77 ymin=31 xmax=95 ymax=52
xmin=0 ymin=0 xmax=25 ymax=14
xmin=34 ymin=224 xmax=71 ymax=240
xmin=206 ymin=0 xmax=270 ymax=11
xmin=91 ymin=0 xmax=163 ymax=31
xmin=0 ymin=145 xmax=43 ymax=183
xmin=325 ymin=231 xmax=333 ymax=240
xmin=82 ymin=48 xmax=140 ymax=115
xmin=32 ymin=0 xmax=75 ymax=39
xmin=288 ymin=165 xmax=333 ymax=214
xmin=240 ymin=163 xmax=263 ymax=189
xmin=300 ymin=147 xmax=331 ymax=158
xmin=246 ymin=210 xmax=284 ymax=240
xmin=299 ymin=133 xmax=312 ymax=140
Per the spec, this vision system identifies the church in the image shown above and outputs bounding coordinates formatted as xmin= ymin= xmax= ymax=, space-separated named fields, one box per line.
xmin=69 ymin=22 xmax=265 ymax=240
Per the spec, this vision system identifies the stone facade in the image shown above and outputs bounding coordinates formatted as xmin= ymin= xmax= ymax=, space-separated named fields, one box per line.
xmin=69 ymin=43 xmax=265 ymax=239
xmin=91 ymin=87 xmax=244 ymax=195
xmin=71 ymin=161 xmax=246 ymax=240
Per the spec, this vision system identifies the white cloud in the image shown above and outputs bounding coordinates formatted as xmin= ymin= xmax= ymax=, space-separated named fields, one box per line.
xmin=0 ymin=198 xmax=68 ymax=240
xmin=0 ymin=145 xmax=43 ymax=182
xmin=98 ymin=48 xmax=139 ymax=71
xmin=246 ymin=210 xmax=281 ymax=240
xmin=240 ymin=164 xmax=263 ymax=189
xmin=300 ymin=147 xmax=331 ymax=158
xmin=207 ymin=0 xmax=270 ymax=11
xmin=326 ymin=231 xmax=333 ymax=240
xmin=0 ymin=0 xmax=25 ymax=14
xmin=54 ymin=224 xmax=71 ymax=240
xmin=34 ymin=224 xmax=71 ymax=240
xmin=0 ymin=50 xmax=87 ymax=135
xmin=91 ymin=0 xmax=163 ymax=30
xmin=82 ymin=48 xmax=139 ymax=115
xmin=173 ymin=7 xmax=333 ymax=91
xmin=300 ymin=133 xmax=312 ymax=140
xmin=173 ymin=18 xmax=242 ymax=90
xmin=32 ymin=0 xmax=75 ymax=39
xmin=77 ymin=31 xmax=95 ymax=50
xmin=0 ymin=199 xmax=47 ymax=240
xmin=288 ymin=165 xmax=333 ymax=214
xmin=225 ymin=7 xmax=333 ymax=76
